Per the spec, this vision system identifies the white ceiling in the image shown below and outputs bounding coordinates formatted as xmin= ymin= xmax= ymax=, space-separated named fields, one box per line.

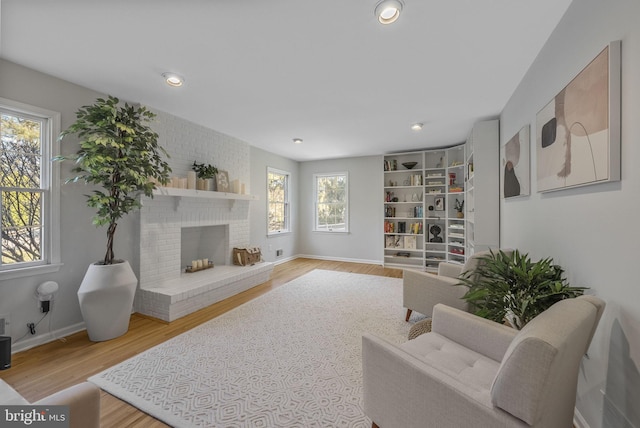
xmin=0 ymin=0 xmax=572 ymax=161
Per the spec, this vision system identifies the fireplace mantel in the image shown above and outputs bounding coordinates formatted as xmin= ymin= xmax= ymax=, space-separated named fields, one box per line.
xmin=151 ymin=187 xmax=257 ymax=210
xmin=152 ymin=187 xmax=257 ymax=200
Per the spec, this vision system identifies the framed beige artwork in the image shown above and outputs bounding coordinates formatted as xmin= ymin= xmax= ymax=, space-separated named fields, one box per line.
xmin=502 ymin=125 xmax=530 ymax=198
xmin=536 ymin=40 xmax=621 ymax=192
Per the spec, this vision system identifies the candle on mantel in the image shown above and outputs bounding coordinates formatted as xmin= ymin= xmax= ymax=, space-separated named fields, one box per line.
xmin=202 ymin=258 xmax=208 ymax=266
xmin=187 ymin=171 xmax=196 ymax=189
xmin=191 ymin=260 xmax=198 ymax=270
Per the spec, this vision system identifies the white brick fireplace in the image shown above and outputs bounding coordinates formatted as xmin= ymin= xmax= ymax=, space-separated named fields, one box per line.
xmin=133 ymin=109 xmax=273 ymax=322
xmin=134 ymin=195 xmax=273 ymax=321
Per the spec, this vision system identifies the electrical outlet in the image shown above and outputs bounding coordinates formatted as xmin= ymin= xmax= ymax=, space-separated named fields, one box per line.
xmin=276 ymin=249 xmax=283 ymax=257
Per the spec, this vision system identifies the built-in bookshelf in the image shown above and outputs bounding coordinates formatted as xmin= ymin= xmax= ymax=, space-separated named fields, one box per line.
xmin=383 ymin=145 xmax=467 ymax=271
xmin=382 ymin=120 xmax=499 ymax=271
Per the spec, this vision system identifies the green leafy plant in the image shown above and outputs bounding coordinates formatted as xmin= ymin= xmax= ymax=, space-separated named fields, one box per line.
xmin=56 ymin=96 xmax=172 ymax=265
xmin=457 ymin=249 xmax=586 ymax=329
xmin=192 ymin=161 xmax=218 ymax=179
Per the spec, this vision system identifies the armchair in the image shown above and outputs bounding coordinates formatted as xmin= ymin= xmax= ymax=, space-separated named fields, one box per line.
xmin=0 ymin=380 xmax=100 ymax=428
xmin=362 ymin=295 xmax=605 ymax=428
xmin=403 ymin=249 xmax=512 ymax=321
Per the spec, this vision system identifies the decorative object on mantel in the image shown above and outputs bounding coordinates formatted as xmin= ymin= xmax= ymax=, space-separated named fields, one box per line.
xmin=233 ymin=247 xmax=262 ymax=266
xmin=192 ymin=161 xmax=218 ymax=191
xmin=216 ymin=170 xmax=230 ymax=192
xmin=55 ymin=95 xmax=171 ymax=342
xmin=185 ymin=259 xmax=214 ymax=273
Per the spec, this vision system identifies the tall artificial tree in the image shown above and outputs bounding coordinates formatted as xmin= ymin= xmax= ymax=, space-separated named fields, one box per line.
xmin=56 ymin=96 xmax=171 ymax=265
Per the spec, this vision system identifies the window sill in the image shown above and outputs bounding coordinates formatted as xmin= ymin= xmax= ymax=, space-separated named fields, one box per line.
xmin=0 ymin=263 xmax=64 ymax=281
xmin=312 ymin=230 xmax=350 ymax=234
xmin=267 ymin=231 xmax=292 ymax=237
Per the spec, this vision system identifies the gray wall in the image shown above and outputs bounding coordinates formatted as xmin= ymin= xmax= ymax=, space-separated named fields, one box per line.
xmin=298 ymin=156 xmax=382 ymax=263
xmin=0 ymin=59 xmax=136 ymax=349
xmin=499 ymin=0 xmax=640 ymax=426
xmin=250 ymin=146 xmax=300 ymax=263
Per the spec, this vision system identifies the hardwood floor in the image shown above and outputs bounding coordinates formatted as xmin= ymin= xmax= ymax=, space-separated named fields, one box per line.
xmin=1 ymin=258 xmax=402 ymax=427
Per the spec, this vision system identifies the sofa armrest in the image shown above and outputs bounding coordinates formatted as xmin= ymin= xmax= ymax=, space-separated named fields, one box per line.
xmin=35 ymin=382 xmax=100 ymax=428
xmin=403 ymin=269 xmax=469 ymax=317
xmin=438 ymin=262 xmax=463 ymax=278
xmin=431 ymin=304 xmax=517 ymax=362
xmin=362 ymin=333 xmax=526 ymax=428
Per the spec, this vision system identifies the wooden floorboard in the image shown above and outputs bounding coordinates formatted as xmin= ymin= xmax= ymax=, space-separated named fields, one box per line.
xmin=1 ymin=258 xmax=402 ymax=427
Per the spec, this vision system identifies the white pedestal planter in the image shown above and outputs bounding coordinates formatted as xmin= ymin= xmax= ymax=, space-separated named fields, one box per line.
xmin=78 ymin=260 xmax=137 ymax=342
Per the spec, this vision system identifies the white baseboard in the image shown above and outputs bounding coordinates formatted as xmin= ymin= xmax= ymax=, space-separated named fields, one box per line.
xmin=11 ymin=322 xmax=86 ymax=354
xmin=295 ymin=254 xmax=382 ymax=266
xmin=272 ymin=255 xmax=298 ymax=265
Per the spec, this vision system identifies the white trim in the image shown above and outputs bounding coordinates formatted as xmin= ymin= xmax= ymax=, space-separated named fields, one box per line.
xmin=11 ymin=321 xmax=86 ymax=354
xmin=313 ymin=171 xmax=349 ymax=233
xmin=0 ymin=262 xmax=63 ymax=281
xmin=296 ymin=253 xmax=382 ymax=266
xmin=0 ymin=97 xmax=61 ymax=276
xmin=267 ymin=167 xmax=291 ymax=235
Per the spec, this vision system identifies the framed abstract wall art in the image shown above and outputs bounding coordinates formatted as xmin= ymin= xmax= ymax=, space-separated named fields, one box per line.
xmin=501 ymin=125 xmax=530 ymax=198
xmin=536 ymin=40 xmax=621 ymax=193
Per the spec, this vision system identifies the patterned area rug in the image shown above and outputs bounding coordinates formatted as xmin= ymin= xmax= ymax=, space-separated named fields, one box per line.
xmin=89 ymin=269 xmax=410 ymax=427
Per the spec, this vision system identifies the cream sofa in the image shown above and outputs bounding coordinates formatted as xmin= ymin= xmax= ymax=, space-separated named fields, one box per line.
xmin=0 ymin=379 xmax=100 ymax=428
xmin=363 ymin=295 xmax=605 ymax=428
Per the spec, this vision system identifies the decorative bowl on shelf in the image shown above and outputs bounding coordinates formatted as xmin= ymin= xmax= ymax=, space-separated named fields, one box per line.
xmin=402 ymin=162 xmax=418 ymax=169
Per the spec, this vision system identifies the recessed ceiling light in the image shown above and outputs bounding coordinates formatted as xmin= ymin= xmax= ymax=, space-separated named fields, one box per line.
xmin=411 ymin=123 xmax=423 ymax=131
xmin=162 ymin=72 xmax=185 ymax=87
xmin=293 ymin=138 xmax=303 ymax=144
xmin=375 ymin=0 xmax=403 ymax=25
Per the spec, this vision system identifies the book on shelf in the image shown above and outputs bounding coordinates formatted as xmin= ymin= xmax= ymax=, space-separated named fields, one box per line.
xmin=384 ymin=221 xmax=395 ymax=233
xmin=385 ymin=235 xmax=403 ymax=249
xmin=384 ymin=159 xmax=398 ymax=171
xmin=404 ymin=235 xmax=417 ymax=249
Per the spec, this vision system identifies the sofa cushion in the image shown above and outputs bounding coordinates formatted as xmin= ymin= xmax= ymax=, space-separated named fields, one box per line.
xmin=401 ymin=332 xmax=501 ymax=393
xmin=0 ymin=379 xmax=29 ymax=405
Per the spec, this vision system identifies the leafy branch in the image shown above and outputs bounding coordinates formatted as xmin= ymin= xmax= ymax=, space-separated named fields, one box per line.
xmin=55 ymin=96 xmax=172 ymax=264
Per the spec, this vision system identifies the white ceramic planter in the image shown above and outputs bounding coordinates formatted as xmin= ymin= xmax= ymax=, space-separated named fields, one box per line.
xmin=77 ymin=260 xmax=137 ymax=341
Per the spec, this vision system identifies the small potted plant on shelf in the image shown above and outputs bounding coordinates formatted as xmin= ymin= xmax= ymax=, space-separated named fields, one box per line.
xmin=455 ymin=199 xmax=464 ymax=218
xmin=192 ymin=161 xmax=218 ymax=190
xmin=56 ymin=95 xmax=172 ymax=341
xmin=457 ymin=250 xmax=587 ymax=329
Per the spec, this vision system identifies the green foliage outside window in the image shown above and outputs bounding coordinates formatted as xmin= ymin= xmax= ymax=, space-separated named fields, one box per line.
xmin=315 ymin=174 xmax=348 ymax=232
xmin=1 ymin=112 xmax=43 ymax=265
xmin=268 ymin=169 xmax=289 ymax=233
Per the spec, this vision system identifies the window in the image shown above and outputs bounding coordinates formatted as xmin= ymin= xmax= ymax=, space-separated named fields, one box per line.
xmin=267 ymin=167 xmax=290 ymax=235
xmin=0 ymin=98 xmax=60 ymax=279
xmin=314 ymin=172 xmax=348 ymax=233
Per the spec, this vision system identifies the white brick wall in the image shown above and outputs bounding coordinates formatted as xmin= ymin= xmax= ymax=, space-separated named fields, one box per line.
xmin=152 ymin=110 xmax=250 ymax=193
xmin=139 ymin=109 xmax=253 ymax=290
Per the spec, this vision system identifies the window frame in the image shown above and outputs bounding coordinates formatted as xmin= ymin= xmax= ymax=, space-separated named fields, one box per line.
xmin=313 ymin=171 xmax=349 ymax=233
xmin=0 ymin=97 xmax=61 ymax=280
xmin=267 ymin=167 xmax=291 ymax=236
